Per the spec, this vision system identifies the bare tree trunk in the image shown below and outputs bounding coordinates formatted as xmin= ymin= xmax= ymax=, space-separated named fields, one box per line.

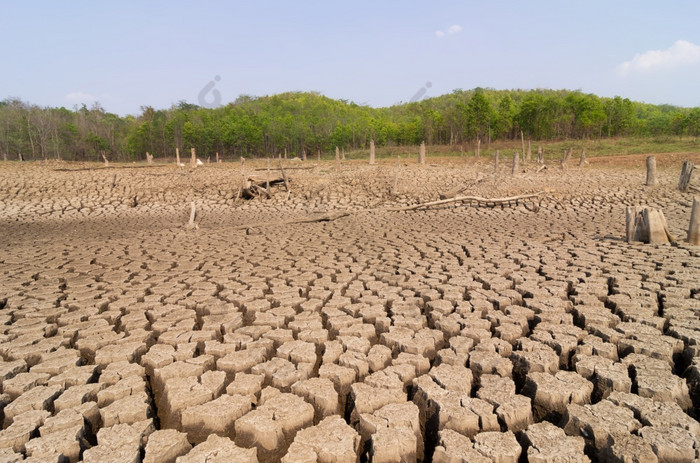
xmin=302 ymin=148 xmax=307 ymax=161
xmin=646 ymin=156 xmax=657 ymax=186
xmin=579 ymin=149 xmax=586 ymax=167
xmin=419 ymin=141 xmax=426 ymax=165
xmin=520 ymin=131 xmax=525 ymax=161
xmin=369 ymin=139 xmax=375 ymax=165
xmin=537 ymin=146 xmax=543 ymax=164
xmin=101 ymin=151 xmax=109 ymax=166
xmin=216 ymin=152 xmax=220 ymax=163
xmin=335 ymin=146 xmax=340 ymax=170
xmin=476 ymin=139 xmax=480 ymax=158
xmin=494 ymin=150 xmax=499 ymax=172
xmin=678 ymin=160 xmax=694 ymax=192
xmin=341 ymin=148 xmax=345 ymax=161
xmin=512 ymin=152 xmax=519 ymax=175
xmin=176 ymin=147 xmax=180 ymax=166
xmin=317 ymin=149 xmax=321 ymax=161
xmin=191 ymin=147 xmax=196 ymax=167
xmin=688 ymin=197 xmax=700 ymax=245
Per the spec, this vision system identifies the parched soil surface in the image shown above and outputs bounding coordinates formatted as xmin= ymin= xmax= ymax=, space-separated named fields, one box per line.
xmin=0 ymin=155 xmax=699 ymax=462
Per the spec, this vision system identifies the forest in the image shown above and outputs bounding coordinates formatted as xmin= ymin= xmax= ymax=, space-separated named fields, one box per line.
xmin=1 ymin=88 xmax=699 ymax=162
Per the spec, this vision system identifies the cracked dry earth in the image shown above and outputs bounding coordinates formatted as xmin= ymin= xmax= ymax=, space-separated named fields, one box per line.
xmin=0 ymin=158 xmax=699 ymax=463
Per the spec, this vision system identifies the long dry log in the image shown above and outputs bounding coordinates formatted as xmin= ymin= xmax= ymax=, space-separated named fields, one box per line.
xmin=236 ymin=191 xmax=547 ymax=231
xmin=388 ymin=191 xmax=545 ymax=212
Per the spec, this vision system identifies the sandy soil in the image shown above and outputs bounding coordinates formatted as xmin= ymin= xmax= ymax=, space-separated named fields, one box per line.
xmin=0 ymin=155 xmax=698 ymax=462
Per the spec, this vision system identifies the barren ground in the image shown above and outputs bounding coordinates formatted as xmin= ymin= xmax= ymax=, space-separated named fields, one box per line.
xmin=0 ymin=153 xmax=699 ymax=462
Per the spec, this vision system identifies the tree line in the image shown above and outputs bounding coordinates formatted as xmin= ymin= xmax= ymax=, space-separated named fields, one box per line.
xmin=1 ymin=88 xmax=699 ymax=162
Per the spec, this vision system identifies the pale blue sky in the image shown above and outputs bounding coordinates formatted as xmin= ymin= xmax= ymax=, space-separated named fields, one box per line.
xmin=2 ymin=1 xmax=699 ymax=115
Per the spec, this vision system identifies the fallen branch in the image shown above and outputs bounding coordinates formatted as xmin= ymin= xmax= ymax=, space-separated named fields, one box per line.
xmin=235 ymin=191 xmax=546 ymax=231
xmin=387 ymin=191 xmax=545 ymax=212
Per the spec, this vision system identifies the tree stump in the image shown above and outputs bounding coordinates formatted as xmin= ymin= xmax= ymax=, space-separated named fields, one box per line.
xmin=560 ymin=148 xmax=572 ymax=169
xmin=191 ymin=148 xmax=196 ymax=168
xmin=678 ymin=160 xmax=694 ymax=192
xmin=579 ymin=149 xmax=586 ymax=167
xmin=176 ymin=148 xmax=181 ymax=166
xmin=216 ymin=152 xmax=220 ymax=163
xmin=526 ymin=140 xmax=531 ymax=162
xmin=369 ymin=140 xmax=375 ymax=165
xmin=512 ymin=152 xmax=519 ymax=175
xmin=146 ymin=152 xmax=153 ymax=164
xmin=646 ymin=156 xmax=657 ymax=186
xmin=476 ymin=139 xmax=481 ymax=158
xmin=335 ymin=146 xmax=340 ymax=169
xmin=626 ymin=206 xmax=674 ymax=244
xmin=688 ymin=197 xmax=700 ymax=245
xmin=537 ymin=146 xmax=543 ymax=164
xmin=494 ymin=150 xmax=499 ymax=172
xmin=101 ymin=152 xmax=109 ymax=167
xmin=302 ymin=149 xmax=307 ymax=161
xmin=419 ymin=142 xmax=426 ymax=165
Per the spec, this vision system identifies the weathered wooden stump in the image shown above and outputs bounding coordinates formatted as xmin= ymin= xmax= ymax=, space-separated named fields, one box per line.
xmin=579 ymin=149 xmax=586 ymax=167
xmin=146 ymin=152 xmax=153 ymax=164
xmin=512 ymin=152 xmax=519 ymax=175
xmin=419 ymin=142 xmax=426 ymax=165
xmin=537 ymin=146 xmax=543 ymax=164
xmin=190 ymin=148 xmax=196 ymax=167
xmin=176 ymin=147 xmax=180 ymax=166
xmin=688 ymin=197 xmax=700 ymax=246
xmin=626 ymin=206 xmax=674 ymax=244
xmin=646 ymin=156 xmax=657 ymax=186
xmin=369 ymin=140 xmax=375 ymax=165
xmin=679 ymin=160 xmax=694 ymax=192
xmin=494 ymin=150 xmax=499 ymax=172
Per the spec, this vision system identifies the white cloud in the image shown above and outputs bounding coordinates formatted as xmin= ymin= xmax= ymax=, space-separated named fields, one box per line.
xmin=66 ymin=91 xmax=98 ymax=102
xmin=435 ymin=24 xmax=462 ymax=38
xmin=617 ymin=40 xmax=700 ymax=76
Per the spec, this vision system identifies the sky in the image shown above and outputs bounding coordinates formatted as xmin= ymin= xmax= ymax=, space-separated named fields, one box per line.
xmin=2 ymin=1 xmax=700 ymax=116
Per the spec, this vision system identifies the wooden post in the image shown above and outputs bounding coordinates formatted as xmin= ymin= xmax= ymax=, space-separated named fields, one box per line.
xmin=646 ymin=156 xmax=657 ymax=186
xmin=526 ymin=140 xmax=531 ymax=162
xmin=688 ymin=197 xmax=700 ymax=245
xmin=187 ymin=201 xmax=197 ymax=229
xmin=190 ymin=148 xmax=196 ymax=167
xmin=579 ymin=149 xmax=586 ymax=167
xmin=512 ymin=152 xmax=519 ymax=175
xmin=176 ymin=147 xmax=180 ymax=166
xmin=494 ymin=150 xmax=499 ymax=172
xmin=476 ymin=139 xmax=480 ymax=158
xmin=369 ymin=139 xmax=375 ymax=165
xmin=419 ymin=141 xmax=426 ymax=165
xmin=678 ymin=160 xmax=694 ymax=192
